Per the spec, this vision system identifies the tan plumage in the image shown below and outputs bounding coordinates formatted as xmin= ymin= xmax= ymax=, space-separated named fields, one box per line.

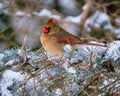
xmin=40 ymin=19 xmax=107 ymax=56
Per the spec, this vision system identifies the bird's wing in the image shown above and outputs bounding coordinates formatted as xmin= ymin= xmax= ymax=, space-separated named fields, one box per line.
xmin=57 ymin=37 xmax=107 ymax=47
xmin=57 ymin=33 xmax=86 ymax=44
xmin=55 ymin=29 xmax=86 ymax=44
xmin=57 ymin=37 xmax=84 ymax=44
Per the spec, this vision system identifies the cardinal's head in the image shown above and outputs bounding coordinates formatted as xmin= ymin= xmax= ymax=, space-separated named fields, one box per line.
xmin=42 ymin=18 xmax=59 ymax=35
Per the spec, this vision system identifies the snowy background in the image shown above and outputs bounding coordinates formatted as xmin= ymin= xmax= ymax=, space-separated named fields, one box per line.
xmin=0 ymin=0 xmax=120 ymax=96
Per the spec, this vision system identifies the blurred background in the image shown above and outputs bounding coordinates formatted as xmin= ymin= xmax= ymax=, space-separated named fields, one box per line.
xmin=0 ymin=0 xmax=120 ymax=50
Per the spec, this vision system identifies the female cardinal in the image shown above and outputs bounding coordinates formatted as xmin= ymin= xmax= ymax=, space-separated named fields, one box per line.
xmin=40 ymin=18 xmax=107 ymax=56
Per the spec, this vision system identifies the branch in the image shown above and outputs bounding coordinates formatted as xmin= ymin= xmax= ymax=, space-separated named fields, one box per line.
xmin=80 ymin=0 xmax=94 ymax=37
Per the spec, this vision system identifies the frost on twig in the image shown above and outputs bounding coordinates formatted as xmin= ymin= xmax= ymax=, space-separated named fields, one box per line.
xmin=0 ymin=40 xmax=120 ymax=96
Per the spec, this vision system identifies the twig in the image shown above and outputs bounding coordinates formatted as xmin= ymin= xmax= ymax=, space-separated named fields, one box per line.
xmin=16 ymin=35 xmax=29 ymax=71
xmin=67 ymin=81 xmax=71 ymax=96
xmin=80 ymin=0 xmax=94 ymax=37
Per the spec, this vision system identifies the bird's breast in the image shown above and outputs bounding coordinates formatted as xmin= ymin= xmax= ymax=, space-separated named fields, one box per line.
xmin=40 ymin=35 xmax=64 ymax=56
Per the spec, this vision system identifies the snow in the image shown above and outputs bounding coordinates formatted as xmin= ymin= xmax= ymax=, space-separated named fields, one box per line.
xmin=70 ymin=44 xmax=107 ymax=64
xmin=104 ymin=41 xmax=120 ymax=73
xmin=99 ymin=77 xmax=120 ymax=93
xmin=65 ymin=6 xmax=113 ymax=31
xmin=15 ymin=11 xmax=31 ymax=17
xmin=45 ymin=51 xmax=69 ymax=69
xmin=12 ymin=4 xmax=120 ymax=39
xmin=5 ymin=59 xmax=15 ymax=66
xmin=115 ymin=28 xmax=120 ymax=38
xmin=0 ymin=53 xmax=4 ymax=60
xmin=85 ymin=10 xmax=113 ymax=31
xmin=67 ymin=67 xmax=76 ymax=74
xmin=0 ymin=70 xmax=24 ymax=96
xmin=0 ymin=3 xmax=3 ymax=9
xmin=0 ymin=40 xmax=120 ymax=95
xmin=82 ymin=4 xmax=87 ymax=10
xmin=58 ymin=0 xmax=80 ymax=15
xmin=58 ymin=0 xmax=76 ymax=9
xmin=33 ymin=9 xmax=61 ymax=19
xmin=106 ymin=41 xmax=120 ymax=61
xmin=2 ymin=70 xmax=24 ymax=83
xmin=65 ymin=6 xmax=117 ymax=36
xmin=95 ymin=11 xmax=110 ymax=25
xmin=0 ymin=1 xmax=120 ymax=95
xmin=51 ymin=14 xmax=61 ymax=20
xmin=65 ymin=14 xmax=82 ymax=23
xmin=55 ymin=88 xmax=62 ymax=95
xmin=33 ymin=9 xmax=52 ymax=17
xmin=63 ymin=44 xmax=72 ymax=57
xmin=116 ymin=18 xmax=120 ymax=24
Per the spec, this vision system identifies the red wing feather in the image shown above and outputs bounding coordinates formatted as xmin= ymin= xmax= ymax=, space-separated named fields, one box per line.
xmin=57 ymin=38 xmax=81 ymax=44
xmin=57 ymin=38 xmax=107 ymax=47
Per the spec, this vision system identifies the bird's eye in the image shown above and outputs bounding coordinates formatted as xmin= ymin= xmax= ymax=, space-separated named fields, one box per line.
xmin=42 ymin=27 xmax=51 ymax=33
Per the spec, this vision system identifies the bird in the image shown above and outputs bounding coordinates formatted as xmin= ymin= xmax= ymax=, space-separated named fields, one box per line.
xmin=40 ymin=18 xmax=107 ymax=56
